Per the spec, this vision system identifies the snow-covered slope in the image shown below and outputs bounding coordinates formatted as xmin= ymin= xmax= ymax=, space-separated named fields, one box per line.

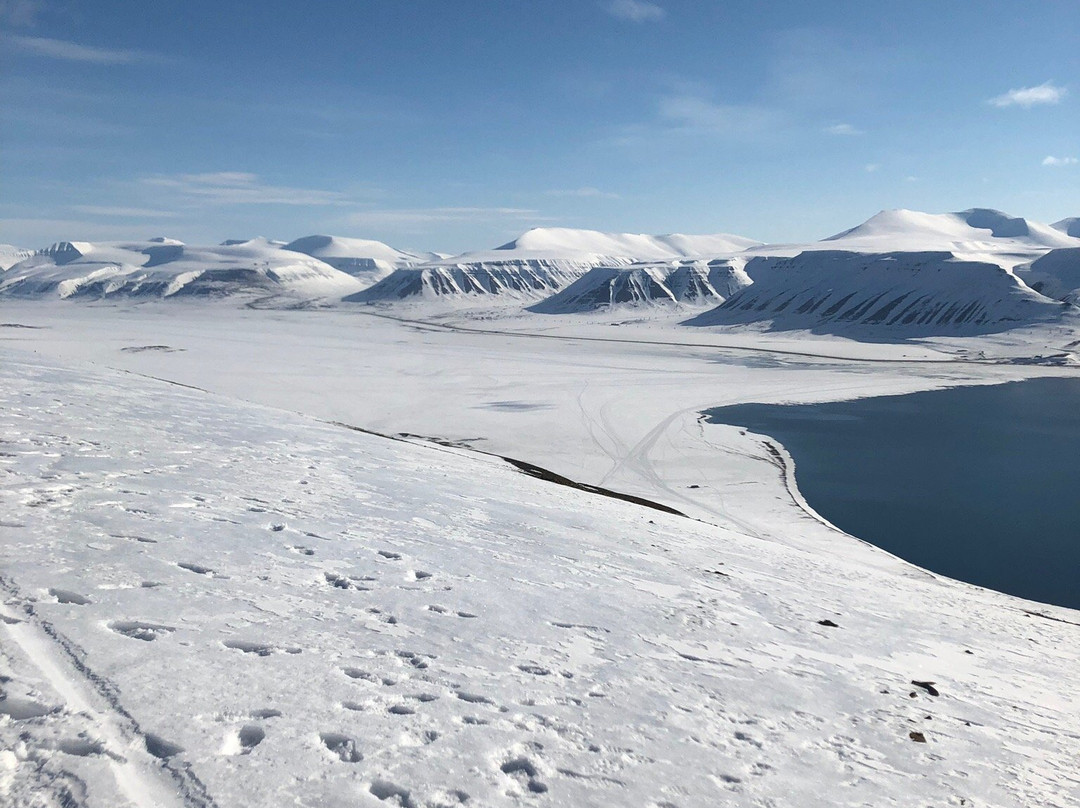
xmin=1052 ymin=217 xmax=1080 ymax=238
xmin=0 ymin=238 xmax=363 ymax=300
xmin=282 ymin=235 xmax=429 ymax=284
xmin=3 ymin=351 xmax=1078 ymax=808
xmin=0 ymin=243 xmax=34 ymax=271
xmin=530 ymin=259 xmax=751 ymax=314
xmin=687 ymin=251 xmax=1071 ymax=336
xmin=355 ymin=228 xmax=760 ymax=303
xmin=1017 ymin=248 xmax=1080 ymax=304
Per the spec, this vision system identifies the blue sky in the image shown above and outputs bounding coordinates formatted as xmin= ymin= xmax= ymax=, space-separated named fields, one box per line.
xmin=2 ymin=0 xmax=1078 ymax=252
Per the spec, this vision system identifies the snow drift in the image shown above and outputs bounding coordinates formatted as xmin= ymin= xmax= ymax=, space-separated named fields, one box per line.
xmin=687 ymin=251 xmax=1071 ymax=336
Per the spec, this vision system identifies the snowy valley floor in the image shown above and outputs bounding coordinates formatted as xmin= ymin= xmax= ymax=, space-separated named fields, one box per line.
xmin=2 ymin=303 xmax=1079 ymax=807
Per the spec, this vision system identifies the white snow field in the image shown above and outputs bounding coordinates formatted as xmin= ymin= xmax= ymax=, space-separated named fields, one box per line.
xmin=2 ymin=297 xmax=1080 ymax=807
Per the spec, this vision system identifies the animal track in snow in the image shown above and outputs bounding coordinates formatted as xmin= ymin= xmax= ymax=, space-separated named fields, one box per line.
xmin=320 ymin=732 xmax=362 ymax=763
xmin=377 ymin=550 xmax=402 ymax=560
xmin=109 ymin=620 xmax=175 ymax=642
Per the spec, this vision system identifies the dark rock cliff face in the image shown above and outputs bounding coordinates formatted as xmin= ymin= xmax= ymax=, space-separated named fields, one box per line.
xmin=528 ymin=261 xmax=751 ymax=314
xmin=348 ymin=260 xmax=598 ymax=302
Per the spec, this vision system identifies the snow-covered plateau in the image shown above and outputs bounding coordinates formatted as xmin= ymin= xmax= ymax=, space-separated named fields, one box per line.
xmin=2 ymin=207 xmax=1080 ymax=807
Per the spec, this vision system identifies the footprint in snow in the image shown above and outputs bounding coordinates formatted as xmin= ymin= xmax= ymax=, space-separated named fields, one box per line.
xmin=109 ymin=620 xmax=175 ymax=642
xmin=221 ymin=725 xmax=265 ymax=755
xmin=177 ymin=562 xmax=215 ymax=576
xmin=48 ymin=588 xmax=91 ymax=605
xmin=320 ymin=732 xmax=362 ymax=763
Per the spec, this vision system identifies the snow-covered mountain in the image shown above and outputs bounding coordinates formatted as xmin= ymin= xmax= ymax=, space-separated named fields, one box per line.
xmin=355 ymin=228 xmax=761 ymax=303
xmin=686 ymin=251 xmax=1071 ymax=336
xmin=0 ymin=243 xmax=33 ymax=271
xmin=494 ymin=227 xmax=760 ymax=259
xmin=281 ymin=235 xmax=433 ymax=284
xmin=529 ymin=260 xmax=751 ymax=314
xmin=0 ymin=238 xmax=364 ymax=300
xmin=818 ymin=208 xmax=1078 ymax=257
xmin=1017 ymin=248 xmax=1080 ymax=304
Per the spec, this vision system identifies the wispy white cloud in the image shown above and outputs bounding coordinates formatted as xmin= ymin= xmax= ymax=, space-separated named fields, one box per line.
xmin=1042 ymin=155 xmax=1078 ymax=167
xmin=5 ymin=34 xmax=151 ymax=64
xmin=141 ymin=172 xmax=347 ymax=206
xmin=989 ymin=81 xmax=1067 ymax=108
xmin=0 ymin=0 xmax=44 ymax=27
xmin=345 ymin=207 xmax=547 ymax=228
xmin=657 ymin=95 xmax=779 ymax=137
xmin=864 ymin=163 xmax=880 ymax=173
xmin=606 ymin=0 xmax=665 ymax=23
xmin=72 ymin=205 xmax=178 ymax=218
xmin=545 ymin=187 xmax=621 ymax=200
xmin=824 ymin=123 xmax=864 ymax=136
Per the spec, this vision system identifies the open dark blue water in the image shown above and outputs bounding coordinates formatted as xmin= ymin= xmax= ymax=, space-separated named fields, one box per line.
xmin=705 ymin=378 xmax=1080 ymax=610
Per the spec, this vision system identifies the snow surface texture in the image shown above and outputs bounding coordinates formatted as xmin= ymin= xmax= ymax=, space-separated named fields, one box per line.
xmin=0 ymin=239 xmax=363 ymax=300
xmin=687 ymin=251 xmax=1071 ymax=336
xmin=3 ymin=350 xmax=1079 ymax=808
xmin=528 ymin=260 xmax=751 ymax=314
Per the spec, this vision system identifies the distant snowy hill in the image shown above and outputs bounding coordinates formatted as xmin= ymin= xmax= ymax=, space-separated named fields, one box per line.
xmin=1052 ymin=217 xmax=1080 ymax=238
xmin=687 ymin=251 xmax=1071 ymax=336
xmin=282 ymin=235 xmax=432 ymax=284
xmin=0 ymin=238 xmax=363 ymax=300
xmin=355 ymin=228 xmax=760 ymax=303
xmin=495 ymin=227 xmax=760 ymax=259
xmin=782 ymin=208 xmax=1080 ymax=270
xmin=529 ymin=260 xmax=751 ymax=314
xmin=0 ymin=243 xmax=34 ymax=271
